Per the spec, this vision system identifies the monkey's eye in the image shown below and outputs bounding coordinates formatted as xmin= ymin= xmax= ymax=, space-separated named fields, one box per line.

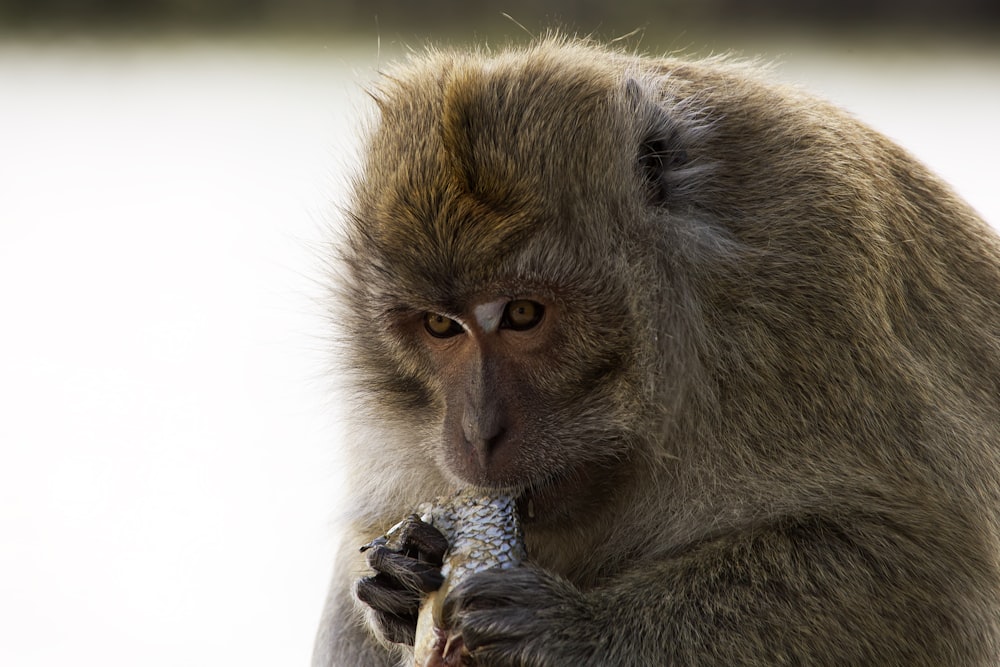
xmin=423 ymin=313 xmax=464 ymax=338
xmin=501 ymin=300 xmax=544 ymax=331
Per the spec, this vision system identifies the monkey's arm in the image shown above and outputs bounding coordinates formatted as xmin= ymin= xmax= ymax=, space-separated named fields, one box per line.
xmin=312 ymin=571 xmax=398 ymax=667
xmin=444 ymin=514 xmax=980 ymax=666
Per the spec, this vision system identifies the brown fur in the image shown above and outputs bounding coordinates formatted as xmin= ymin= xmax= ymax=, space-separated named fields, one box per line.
xmin=313 ymin=36 xmax=1000 ymax=666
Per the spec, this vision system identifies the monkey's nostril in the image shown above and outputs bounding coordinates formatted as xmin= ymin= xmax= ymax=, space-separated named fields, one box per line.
xmin=463 ymin=426 xmax=506 ymax=470
xmin=484 ymin=427 xmax=506 ymax=452
xmin=462 ymin=408 xmax=504 ymax=445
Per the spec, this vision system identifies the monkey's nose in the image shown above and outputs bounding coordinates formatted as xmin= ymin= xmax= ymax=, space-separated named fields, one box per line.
xmin=462 ymin=411 xmax=506 ymax=470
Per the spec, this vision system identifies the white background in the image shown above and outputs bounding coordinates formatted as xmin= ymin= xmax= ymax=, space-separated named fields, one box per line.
xmin=0 ymin=36 xmax=997 ymax=666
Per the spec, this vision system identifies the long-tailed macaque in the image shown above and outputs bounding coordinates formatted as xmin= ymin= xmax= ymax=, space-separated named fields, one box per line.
xmin=313 ymin=36 xmax=1000 ymax=666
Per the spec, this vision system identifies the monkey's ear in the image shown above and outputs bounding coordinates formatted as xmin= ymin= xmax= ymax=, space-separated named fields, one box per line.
xmin=627 ymin=79 xmax=690 ymax=208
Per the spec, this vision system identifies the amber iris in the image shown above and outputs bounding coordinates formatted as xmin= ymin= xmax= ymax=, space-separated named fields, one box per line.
xmin=502 ymin=300 xmax=544 ymax=331
xmin=424 ymin=313 xmax=464 ymax=338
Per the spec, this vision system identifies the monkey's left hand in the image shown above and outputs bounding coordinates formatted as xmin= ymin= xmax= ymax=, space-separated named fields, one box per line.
xmin=442 ymin=565 xmax=598 ymax=666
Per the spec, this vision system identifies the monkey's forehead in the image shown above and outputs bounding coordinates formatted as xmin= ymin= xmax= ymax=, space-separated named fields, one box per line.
xmin=366 ymin=43 xmax=640 ymax=211
xmin=350 ymin=42 xmax=661 ymax=290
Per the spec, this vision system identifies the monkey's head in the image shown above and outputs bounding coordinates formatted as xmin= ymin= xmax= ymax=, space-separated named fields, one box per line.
xmin=334 ymin=38 xmax=1000 ymax=536
xmin=336 ymin=41 xmax=697 ymax=525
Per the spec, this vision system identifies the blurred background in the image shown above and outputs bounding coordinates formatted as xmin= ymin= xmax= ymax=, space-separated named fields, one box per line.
xmin=1 ymin=2 xmax=997 ymax=666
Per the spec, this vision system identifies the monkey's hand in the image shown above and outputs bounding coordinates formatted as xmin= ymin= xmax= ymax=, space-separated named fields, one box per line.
xmin=443 ymin=565 xmax=596 ymax=667
xmin=355 ymin=515 xmax=449 ymax=646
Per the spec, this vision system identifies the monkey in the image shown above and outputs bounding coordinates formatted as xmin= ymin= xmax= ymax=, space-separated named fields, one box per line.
xmin=312 ymin=35 xmax=1000 ymax=666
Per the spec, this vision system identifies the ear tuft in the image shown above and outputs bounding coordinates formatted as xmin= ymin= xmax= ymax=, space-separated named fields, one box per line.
xmin=627 ymin=78 xmax=692 ymax=207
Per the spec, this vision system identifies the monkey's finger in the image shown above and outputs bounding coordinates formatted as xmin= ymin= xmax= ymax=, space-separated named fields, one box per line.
xmin=396 ymin=514 xmax=449 ymax=564
xmin=465 ymin=641 xmax=526 ymax=667
xmin=442 ymin=568 xmax=532 ymax=621
xmin=355 ymin=574 xmax=422 ymax=615
xmin=365 ymin=545 xmax=445 ymax=593
xmin=452 ymin=608 xmax=544 ymax=667
xmin=359 ymin=535 xmax=389 ymax=553
xmin=459 ymin=609 xmax=528 ymax=648
xmin=442 ymin=580 xmax=498 ymax=637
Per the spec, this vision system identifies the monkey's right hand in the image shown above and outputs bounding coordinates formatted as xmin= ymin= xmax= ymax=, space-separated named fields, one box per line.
xmin=354 ymin=515 xmax=449 ymax=646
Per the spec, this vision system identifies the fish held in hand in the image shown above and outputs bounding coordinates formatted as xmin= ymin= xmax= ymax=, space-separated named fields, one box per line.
xmin=408 ymin=491 xmax=526 ymax=666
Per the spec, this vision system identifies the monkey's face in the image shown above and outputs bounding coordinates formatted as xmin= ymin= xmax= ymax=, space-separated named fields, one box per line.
xmin=420 ymin=297 xmax=551 ymax=482
xmin=359 ymin=268 xmax=640 ymax=524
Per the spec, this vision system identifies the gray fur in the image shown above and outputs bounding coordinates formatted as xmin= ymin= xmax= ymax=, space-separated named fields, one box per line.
xmin=314 ymin=36 xmax=1000 ymax=666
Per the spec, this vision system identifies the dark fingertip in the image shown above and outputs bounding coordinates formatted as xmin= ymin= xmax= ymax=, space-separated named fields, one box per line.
xmin=360 ymin=535 xmax=388 ymax=553
xmin=364 ymin=544 xmax=388 ymax=570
